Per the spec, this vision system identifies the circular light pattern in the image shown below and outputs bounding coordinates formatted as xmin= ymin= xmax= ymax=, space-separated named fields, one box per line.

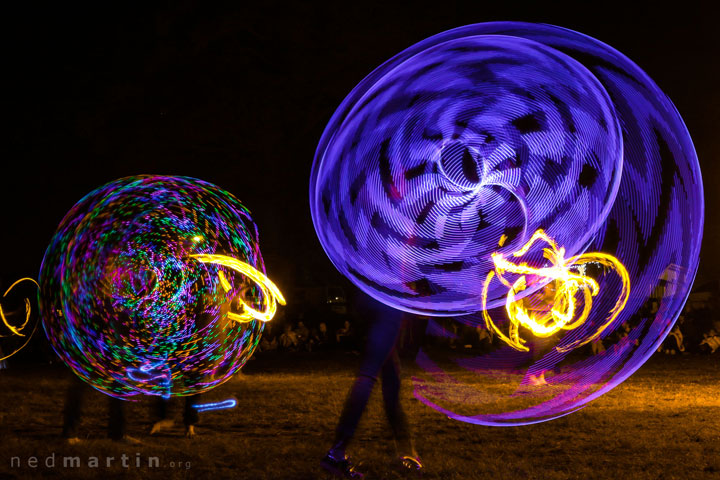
xmin=39 ymin=175 xmax=285 ymax=399
xmin=310 ymin=23 xmax=703 ymax=425
xmin=311 ymin=33 xmax=623 ymax=316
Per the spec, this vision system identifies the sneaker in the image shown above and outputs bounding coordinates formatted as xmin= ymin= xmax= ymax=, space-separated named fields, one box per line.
xmin=321 ymin=452 xmax=364 ymax=479
xmin=528 ymin=371 xmax=547 ymax=386
xmin=150 ymin=419 xmax=175 ymax=435
xmin=398 ymin=454 xmax=424 ymax=474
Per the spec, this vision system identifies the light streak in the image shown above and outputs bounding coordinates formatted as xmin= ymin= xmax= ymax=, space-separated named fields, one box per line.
xmin=191 ymin=254 xmax=286 ymax=323
xmin=127 ymin=361 xmax=171 ymax=384
xmin=481 ymin=229 xmax=630 ymax=353
xmin=0 ymin=278 xmax=40 ymax=361
xmin=193 ymin=397 xmax=238 ymax=412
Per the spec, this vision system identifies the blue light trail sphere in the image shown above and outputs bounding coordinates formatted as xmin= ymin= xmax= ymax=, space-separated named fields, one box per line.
xmin=311 ymin=32 xmax=623 ymax=315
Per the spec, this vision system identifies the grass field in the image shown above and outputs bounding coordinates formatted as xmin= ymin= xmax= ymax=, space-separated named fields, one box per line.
xmin=0 ymin=352 xmax=718 ymax=480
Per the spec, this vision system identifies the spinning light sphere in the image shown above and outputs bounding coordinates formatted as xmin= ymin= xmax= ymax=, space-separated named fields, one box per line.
xmin=310 ymin=23 xmax=703 ymax=424
xmin=39 ymin=175 xmax=285 ymax=399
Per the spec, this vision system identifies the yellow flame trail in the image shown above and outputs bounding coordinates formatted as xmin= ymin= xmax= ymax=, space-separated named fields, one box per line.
xmin=191 ymin=254 xmax=286 ymax=323
xmin=481 ymin=229 xmax=630 ymax=353
xmin=0 ymin=278 xmax=40 ymax=361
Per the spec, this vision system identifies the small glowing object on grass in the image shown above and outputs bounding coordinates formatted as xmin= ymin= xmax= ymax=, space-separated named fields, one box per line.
xmin=0 ymin=278 xmax=40 ymax=361
xmin=482 ymin=229 xmax=630 ymax=353
xmin=193 ymin=397 xmax=238 ymax=413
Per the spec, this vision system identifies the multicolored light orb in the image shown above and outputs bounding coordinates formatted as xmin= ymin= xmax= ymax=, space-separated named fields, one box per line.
xmin=310 ymin=23 xmax=703 ymax=425
xmin=39 ymin=175 xmax=284 ymax=399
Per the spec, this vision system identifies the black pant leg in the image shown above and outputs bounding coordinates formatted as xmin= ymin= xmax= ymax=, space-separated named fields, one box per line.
xmin=183 ymin=395 xmax=200 ymax=426
xmin=381 ymin=349 xmax=412 ymax=452
xmin=153 ymin=396 xmax=170 ymax=421
xmin=108 ymin=396 xmax=126 ymax=440
xmin=62 ymin=375 xmax=89 ymax=438
xmin=332 ymin=294 xmax=404 ymax=450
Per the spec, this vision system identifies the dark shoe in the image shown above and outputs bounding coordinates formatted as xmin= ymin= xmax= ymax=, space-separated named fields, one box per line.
xmin=150 ymin=419 xmax=175 ymax=435
xmin=398 ymin=454 xmax=424 ymax=474
xmin=321 ymin=452 xmax=364 ymax=479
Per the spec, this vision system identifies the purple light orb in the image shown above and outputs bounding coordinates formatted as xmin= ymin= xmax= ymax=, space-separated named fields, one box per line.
xmin=311 ymin=33 xmax=623 ymax=315
xmin=310 ymin=23 xmax=703 ymax=425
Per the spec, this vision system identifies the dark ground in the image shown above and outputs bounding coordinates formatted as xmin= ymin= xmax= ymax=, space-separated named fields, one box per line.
xmin=0 ymin=352 xmax=718 ymax=480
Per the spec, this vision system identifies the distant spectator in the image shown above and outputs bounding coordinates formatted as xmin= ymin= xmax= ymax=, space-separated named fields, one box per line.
xmin=679 ymin=312 xmax=702 ymax=354
xmin=311 ymin=322 xmax=331 ymax=351
xmin=279 ymin=323 xmax=299 ymax=351
xmin=617 ymin=322 xmax=636 ymax=343
xmin=296 ymin=321 xmax=311 ymax=350
xmin=700 ymin=329 xmax=720 ymax=354
xmin=259 ymin=322 xmax=278 ymax=352
xmin=336 ymin=320 xmax=354 ymax=350
xmin=661 ymin=324 xmax=685 ymax=355
xmin=468 ymin=325 xmax=493 ymax=353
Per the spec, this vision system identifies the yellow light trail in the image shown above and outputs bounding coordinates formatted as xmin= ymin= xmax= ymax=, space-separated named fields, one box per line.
xmin=481 ymin=229 xmax=630 ymax=353
xmin=191 ymin=254 xmax=286 ymax=323
xmin=0 ymin=277 xmax=40 ymax=361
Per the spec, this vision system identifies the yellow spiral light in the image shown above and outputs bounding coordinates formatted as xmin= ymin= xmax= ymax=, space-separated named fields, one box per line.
xmin=191 ymin=254 xmax=286 ymax=323
xmin=481 ymin=230 xmax=630 ymax=353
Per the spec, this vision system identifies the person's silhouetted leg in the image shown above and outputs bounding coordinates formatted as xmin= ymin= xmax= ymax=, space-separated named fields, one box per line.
xmin=323 ymin=293 xmax=421 ymax=478
xmin=381 ymin=350 xmax=413 ymax=455
xmin=150 ymin=396 xmax=175 ymax=435
xmin=62 ymin=376 xmax=88 ymax=440
xmin=329 ymin=303 xmax=401 ymax=456
xmin=183 ymin=395 xmax=201 ymax=437
xmin=108 ymin=397 xmax=126 ymax=440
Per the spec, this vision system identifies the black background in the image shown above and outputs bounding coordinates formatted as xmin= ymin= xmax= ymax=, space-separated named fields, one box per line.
xmin=3 ymin=2 xmax=718 ymax=295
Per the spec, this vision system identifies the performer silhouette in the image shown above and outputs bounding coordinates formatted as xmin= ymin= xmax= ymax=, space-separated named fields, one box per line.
xmin=321 ymin=291 xmax=422 ymax=478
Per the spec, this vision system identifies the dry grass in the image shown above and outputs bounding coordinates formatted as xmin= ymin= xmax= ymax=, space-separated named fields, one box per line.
xmin=0 ymin=353 xmax=718 ymax=480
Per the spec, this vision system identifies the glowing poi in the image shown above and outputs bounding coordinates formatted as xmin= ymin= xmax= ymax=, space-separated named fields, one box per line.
xmin=310 ymin=23 xmax=703 ymax=425
xmin=0 ymin=278 xmax=40 ymax=362
xmin=482 ymin=228 xmax=630 ymax=353
xmin=39 ymin=175 xmax=285 ymax=399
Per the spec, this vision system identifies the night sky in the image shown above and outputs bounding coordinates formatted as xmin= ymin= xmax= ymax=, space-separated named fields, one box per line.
xmin=3 ymin=2 xmax=718 ymax=294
